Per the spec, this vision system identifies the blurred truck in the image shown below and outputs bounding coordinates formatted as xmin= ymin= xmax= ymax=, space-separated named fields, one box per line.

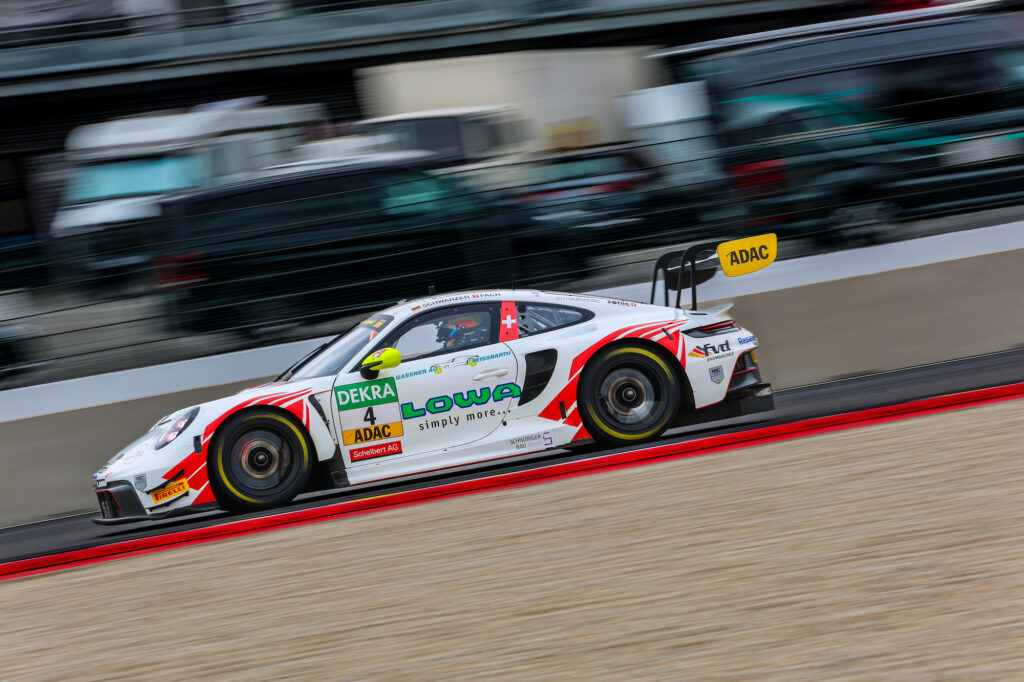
xmin=153 ymin=155 xmax=579 ymax=336
xmin=352 ymin=49 xmax=737 ymax=251
xmin=50 ymin=98 xmax=327 ymax=285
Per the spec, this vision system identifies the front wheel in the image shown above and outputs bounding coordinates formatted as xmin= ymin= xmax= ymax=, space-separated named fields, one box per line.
xmin=209 ymin=410 xmax=314 ymax=512
xmin=578 ymin=344 xmax=681 ymax=445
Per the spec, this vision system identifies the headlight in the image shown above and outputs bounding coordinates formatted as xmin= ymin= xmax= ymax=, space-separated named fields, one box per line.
xmin=154 ymin=406 xmax=199 ymax=450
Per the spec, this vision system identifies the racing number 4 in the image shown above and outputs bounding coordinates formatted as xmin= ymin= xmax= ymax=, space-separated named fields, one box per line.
xmin=363 ymin=406 xmax=377 ymax=426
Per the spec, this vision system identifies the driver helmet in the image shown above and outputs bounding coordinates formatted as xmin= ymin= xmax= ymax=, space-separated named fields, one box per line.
xmin=436 ymin=314 xmax=487 ymax=350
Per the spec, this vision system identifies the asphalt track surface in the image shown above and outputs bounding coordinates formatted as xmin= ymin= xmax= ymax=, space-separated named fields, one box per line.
xmin=3 ymin=348 xmax=1024 ymax=566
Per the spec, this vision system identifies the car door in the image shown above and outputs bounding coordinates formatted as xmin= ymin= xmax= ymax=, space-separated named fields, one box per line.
xmin=332 ymin=302 xmax=518 ymax=469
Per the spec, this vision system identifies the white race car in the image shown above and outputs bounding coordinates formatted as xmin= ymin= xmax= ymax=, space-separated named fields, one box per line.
xmin=92 ymin=237 xmax=778 ymax=522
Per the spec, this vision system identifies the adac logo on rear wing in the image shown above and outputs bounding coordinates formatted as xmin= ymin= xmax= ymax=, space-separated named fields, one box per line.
xmin=717 ymin=233 xmax=777 ymax=277
xmin=650 ymin=233 xmax=777 ymax=310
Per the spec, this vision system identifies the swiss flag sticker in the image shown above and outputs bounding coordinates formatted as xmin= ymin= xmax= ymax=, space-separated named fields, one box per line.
xmin=499 ymin=301 xmax=519 ymax=342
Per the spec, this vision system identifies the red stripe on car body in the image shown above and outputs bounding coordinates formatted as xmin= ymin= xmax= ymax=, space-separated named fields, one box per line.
xmin=540 ymin=320 xmax=681 ymax=423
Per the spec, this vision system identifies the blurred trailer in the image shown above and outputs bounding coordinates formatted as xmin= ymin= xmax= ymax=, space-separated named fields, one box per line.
xmin=353 ymin=48 xmax=660 ymax=167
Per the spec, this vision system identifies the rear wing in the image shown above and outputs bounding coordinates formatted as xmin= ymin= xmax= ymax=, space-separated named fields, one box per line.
xmin=650 ymin=234 xmax=777 ymax=310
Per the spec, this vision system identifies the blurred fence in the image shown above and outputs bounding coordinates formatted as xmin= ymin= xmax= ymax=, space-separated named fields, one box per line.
xmin=3 ymin=104 xmax=1024 ymax=387
xmin=4 ymin=231 xmax=1024 ymax=525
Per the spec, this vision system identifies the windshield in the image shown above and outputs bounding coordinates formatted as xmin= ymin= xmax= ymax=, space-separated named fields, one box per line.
xmin=357 ymin=118 xmax=462 ymax=155
xmin=66 ymin=156 xmax=204 ymax=203
xmin=534 ymin=155 xmax=634 ymax=184
xmin=289 ymin=314 xmax=394 ymax=380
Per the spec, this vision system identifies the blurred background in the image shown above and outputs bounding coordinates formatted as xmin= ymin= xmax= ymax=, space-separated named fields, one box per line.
xmin=1 ymin=0 xmax=1023 ymax=388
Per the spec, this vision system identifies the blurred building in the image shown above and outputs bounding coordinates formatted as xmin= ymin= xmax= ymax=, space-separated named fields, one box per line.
xmin=0 ymin=0 xmax=862 ymax=250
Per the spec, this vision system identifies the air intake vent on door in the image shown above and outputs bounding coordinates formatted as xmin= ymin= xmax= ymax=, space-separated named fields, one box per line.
xmin=519 ymin=349 xmax=558 ymax=406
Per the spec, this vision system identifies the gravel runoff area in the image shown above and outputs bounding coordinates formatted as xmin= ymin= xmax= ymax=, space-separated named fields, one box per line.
xmin=2 ymin=399 xmax=1023 ymax=680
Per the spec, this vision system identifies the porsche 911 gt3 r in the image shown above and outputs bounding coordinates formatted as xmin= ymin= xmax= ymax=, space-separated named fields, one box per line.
xmin=92 ymin=236 xmax=778 ymax=522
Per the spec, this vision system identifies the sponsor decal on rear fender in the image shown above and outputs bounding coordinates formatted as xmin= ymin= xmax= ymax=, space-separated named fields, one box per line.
xmin=689 ymin=340 xmax=733 ymax=361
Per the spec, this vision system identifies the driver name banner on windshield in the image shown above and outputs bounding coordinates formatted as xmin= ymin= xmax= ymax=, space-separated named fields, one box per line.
xmin=335 ymin=378 xmax=404 ymax=446
xmin=360 ymin=315 xmax=392 ymax=340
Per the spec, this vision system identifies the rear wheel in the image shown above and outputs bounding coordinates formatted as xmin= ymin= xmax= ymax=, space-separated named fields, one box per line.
xmin=209 ymin=410 xmax=314 ymax=512
xmin=578 ymin=344 xmax=681 ymax=445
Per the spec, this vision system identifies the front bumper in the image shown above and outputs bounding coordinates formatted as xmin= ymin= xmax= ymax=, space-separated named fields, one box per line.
xmin=94 ymin=481 xmax=148 ymax=524
xmin=93 ymin=479 xmax=215 ymax=525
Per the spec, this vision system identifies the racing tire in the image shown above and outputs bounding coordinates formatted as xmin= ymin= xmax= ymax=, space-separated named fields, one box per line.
xmin=209 ymin=410 xmax=314 ymax=512
xmin=578 ymin=344 xmax=681 ymax=445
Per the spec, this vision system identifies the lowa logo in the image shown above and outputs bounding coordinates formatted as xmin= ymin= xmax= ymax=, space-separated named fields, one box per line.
xmin=401 ymin=383 xmax=522 ymax=419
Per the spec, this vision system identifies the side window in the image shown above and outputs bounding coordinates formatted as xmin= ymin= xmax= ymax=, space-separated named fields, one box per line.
xmin=516 ymin=303 xmax=589 ymax=337
xmin=411 ymin=118 xmax=462 ymax=154
xmin=759 ymin=113 xmax=812 ymax=142
xmin=389 ymin=305 xmax=496 ymax=361
xmin=462 ymin=118 xmax=497 ymax=160
xmin=991 ymin=49 xmax=1024 ymax=109
xmin=211 ymin=139 xmax=247 ymax=177
xmin=188 ymin=177 xmax=382 ymax=243
xmin=432 ymin=173 xmax=477 ymax=212
xmin=296 ymin=178 xmax=382 ymax=226
xmin=380 ymin=173 xmax=447 ymax=217
xmin=993 ymin=49 xmax=1024 ymax=87
xmin=873 ymin=54 xmax=996 ymax=122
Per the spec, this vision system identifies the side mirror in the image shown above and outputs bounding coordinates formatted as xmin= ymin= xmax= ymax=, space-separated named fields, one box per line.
xmin=360 ymin=347 xmax=401 ymax=380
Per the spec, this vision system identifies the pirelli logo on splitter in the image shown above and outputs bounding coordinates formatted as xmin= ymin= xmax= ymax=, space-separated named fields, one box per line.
xmin=335 ymin=378 xmax=404 ymax=447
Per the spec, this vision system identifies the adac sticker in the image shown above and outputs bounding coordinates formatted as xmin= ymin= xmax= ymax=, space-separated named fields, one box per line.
xmin=336 ymin=378 xmax=404 ymax=446
xmin=717 ymin=233 xmax=777 ymax=277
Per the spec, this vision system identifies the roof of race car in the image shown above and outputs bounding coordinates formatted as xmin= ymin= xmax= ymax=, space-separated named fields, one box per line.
xmin=384 ymin=289 xmax=643 ymax=318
